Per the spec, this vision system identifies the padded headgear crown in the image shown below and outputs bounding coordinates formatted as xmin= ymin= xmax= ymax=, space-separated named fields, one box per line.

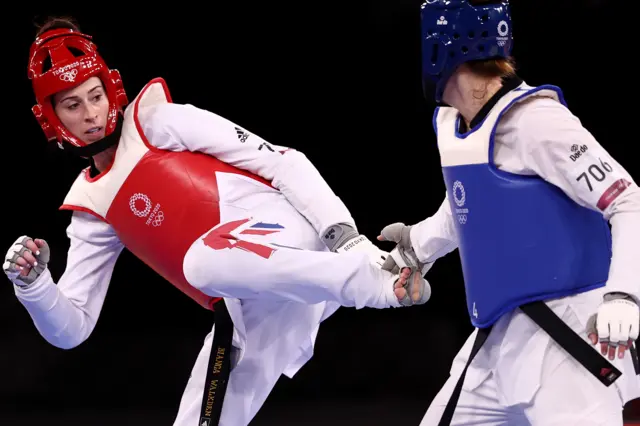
xmin=421 ymin=0 xmax=513 ymax=102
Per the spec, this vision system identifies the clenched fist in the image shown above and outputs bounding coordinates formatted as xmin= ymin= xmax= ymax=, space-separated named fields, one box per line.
xmin=3 ymin=236 xmax=50 ymax=287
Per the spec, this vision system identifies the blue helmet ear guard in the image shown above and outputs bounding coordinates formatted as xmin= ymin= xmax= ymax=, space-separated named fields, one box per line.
xmin=421 ymin=0 xmax=513 ymax=102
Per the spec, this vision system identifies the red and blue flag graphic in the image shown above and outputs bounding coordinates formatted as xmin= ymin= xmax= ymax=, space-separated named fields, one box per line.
xmin=203 ymin=219 xmax=284 ymax=259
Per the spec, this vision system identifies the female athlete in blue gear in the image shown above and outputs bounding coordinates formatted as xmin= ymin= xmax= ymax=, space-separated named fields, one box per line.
xmin=379 ymin=1 xmax=640 ymax=424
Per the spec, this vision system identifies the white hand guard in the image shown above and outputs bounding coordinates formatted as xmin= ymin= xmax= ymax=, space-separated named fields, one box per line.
xmin=322 ymin=223 xmax=388 ymax=268
xmin=587 ymin=292 xmax=640 ymax=347
xmin=3 ymin=236 xmax=50 ymax=287
xmin=378 ymin=223 xmax=432 ymax=276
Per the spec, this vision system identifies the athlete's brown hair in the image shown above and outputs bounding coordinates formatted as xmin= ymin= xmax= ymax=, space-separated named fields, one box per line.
xmin=35 ymin=16 xmax=81 ymax=38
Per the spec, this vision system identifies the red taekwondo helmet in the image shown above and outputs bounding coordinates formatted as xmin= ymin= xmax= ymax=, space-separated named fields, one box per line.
xmin=27 ymin=28 xmax=128 ymax=149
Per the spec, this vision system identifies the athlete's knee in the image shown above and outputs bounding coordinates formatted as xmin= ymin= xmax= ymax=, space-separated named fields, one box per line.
xmin=183 ymin=243 xmax=238 ymax=295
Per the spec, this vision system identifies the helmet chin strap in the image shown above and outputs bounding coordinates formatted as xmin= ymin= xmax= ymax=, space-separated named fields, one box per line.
xmin=61 ymin=116 xmax=123 ymax=158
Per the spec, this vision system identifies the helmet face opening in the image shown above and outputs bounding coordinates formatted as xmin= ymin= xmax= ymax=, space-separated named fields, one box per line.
xmin=420 ymin=0 xmax=513 ymax=102
xmin=28 ymin=28 xmax=128 ymax=148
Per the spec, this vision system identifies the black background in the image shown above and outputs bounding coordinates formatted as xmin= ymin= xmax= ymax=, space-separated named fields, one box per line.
xmin=2 ymin=1 xmax=638 ymax=424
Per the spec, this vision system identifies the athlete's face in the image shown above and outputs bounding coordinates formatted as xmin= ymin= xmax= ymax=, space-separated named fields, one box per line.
xmin=53 ymin=76 xmax=109 ymax=144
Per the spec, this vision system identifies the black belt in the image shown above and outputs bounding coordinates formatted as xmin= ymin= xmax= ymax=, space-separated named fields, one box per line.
xmin=199 ymin=300 xmax=234 ymax=426
xmin=631 ymin=341 xmax=640 ymax=375
xmin=437 ymin=325 xmax=492 ymax=425
xmin=438 ymin=300 xmax=625 ymax=426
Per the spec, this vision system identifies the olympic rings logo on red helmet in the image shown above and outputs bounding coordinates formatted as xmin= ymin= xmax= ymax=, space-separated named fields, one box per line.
xmin=58 ymin=68 xmax=78 ymax=82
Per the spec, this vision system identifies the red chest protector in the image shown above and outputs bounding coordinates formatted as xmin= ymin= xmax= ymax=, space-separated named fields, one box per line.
xmin=60 ymin=78 xmax=271 ymax=310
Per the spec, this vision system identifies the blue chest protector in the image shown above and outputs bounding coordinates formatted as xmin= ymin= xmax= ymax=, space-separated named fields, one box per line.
xmin=435 ymin=85 xmax=612 ymax=328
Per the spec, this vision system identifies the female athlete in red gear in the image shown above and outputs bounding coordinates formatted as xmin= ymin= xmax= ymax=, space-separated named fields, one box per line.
xmin=4 ymin=16 xmax=428 ymax=426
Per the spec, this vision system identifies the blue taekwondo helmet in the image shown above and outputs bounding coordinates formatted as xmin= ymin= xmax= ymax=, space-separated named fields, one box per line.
xmin=420 ymin=0 xmax=513 ymax=102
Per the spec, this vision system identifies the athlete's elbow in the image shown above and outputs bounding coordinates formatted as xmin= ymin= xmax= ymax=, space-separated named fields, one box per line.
xmin=53 ymin=340 xmax=81 ymax=350
xmin=43 ymin=333 xmax=87 ymax=350
xmin=271 ymin=149 xmax=322 ymax=191
xmin=607 ymin=184 xmax=640 ymax=217
xmin=38 ymin=320 xmax=95 ymax=350
xmin=280 ymin=149 xmax=309 ymax=168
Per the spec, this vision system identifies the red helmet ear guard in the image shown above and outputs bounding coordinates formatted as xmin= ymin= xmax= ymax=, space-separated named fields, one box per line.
xmin=27 ymin=28 xmax=128 ymax=148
